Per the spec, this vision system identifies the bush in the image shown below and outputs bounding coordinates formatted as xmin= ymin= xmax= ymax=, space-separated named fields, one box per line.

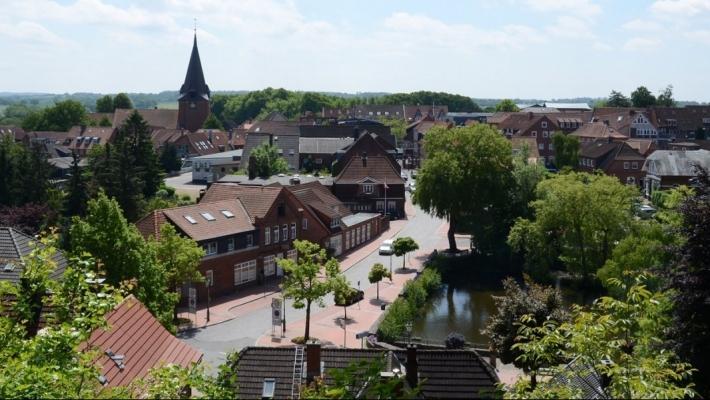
xmin=403 ymin=280 xmax=427 ymax=309
xmin=445 ymin=332 xmax=466 ymax=349
xmin=418 ymin=268 xmax=442 ymax=293
xmin=376 ymin=299 xmax=412 ymax=343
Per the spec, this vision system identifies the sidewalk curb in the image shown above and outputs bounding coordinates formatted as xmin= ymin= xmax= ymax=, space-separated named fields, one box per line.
xmin=341 ymin=220 xmax=408 ymax=273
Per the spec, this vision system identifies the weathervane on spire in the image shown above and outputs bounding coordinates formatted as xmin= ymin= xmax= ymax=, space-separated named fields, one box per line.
xmin=194 ymin=18 xmax=197 ymax=34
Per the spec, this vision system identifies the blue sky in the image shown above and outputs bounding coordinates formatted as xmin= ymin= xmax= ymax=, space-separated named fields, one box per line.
xmin=1 ymin=0 xmax=709 ymax=101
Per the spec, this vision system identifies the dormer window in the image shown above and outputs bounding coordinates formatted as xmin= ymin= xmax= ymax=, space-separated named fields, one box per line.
xmin=331 ymin=218 xmax=340 ymax=228
xmin=363 ymin=183 xmax=373 ymax=194
xmin=541 ymin=121 xmax=548 ymax=128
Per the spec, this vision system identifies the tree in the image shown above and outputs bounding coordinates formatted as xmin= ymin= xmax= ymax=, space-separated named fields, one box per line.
xmin=511 ymin=147 xmax=547 ymax=220
xmin=508 ymin=172 xmax=637 ymax=278
xmin=495 ymin=99 xmax=519 ymax=112
xmin=202 ymin=113 xmax=224 ymax=130
xmin=278 ymin=240 xmax=342 ymax=341
xmin=380 ymin=117 xmax=406 ymax=144
xmin=0 ymin=135 xmax=51 ymax=208
xmin=368 ymin=263 xmax=391 ymax=300
xmin=112 ymin=92 xmax=133 ymax=110
xmin=64 ymin=152 xmax=89 ymax=218
xmin=606 ymin=90 xmax=631 ymax=108
xmin=551 ymin=132 xmax=579 ymax=170
xmin=393 ymin=237 xmax=419 ymax=270
xmin=631 ymin=86 xmax=656 ymax=108
xmin=150 ymin=223 xmax=204 ymax=321
xmin=248 ymin=141 xmax=289 ymax=179
xmin=483 ymin=277 xmax=568 ymax=383
xmin=159 ymin=142 xmax=182 ymax=173
xmin=505 ymin=276 xmax=696 ymax=399
xmin=98 ymin=116 xmax=112 ymax=127
xmin=95 ymin=95 xmax=114 ymax=113
xmin=21 ymin=100 xmax=87 ymax=132
xmin=415 ymin=124 xmax=515 ymax=252
xmin=664 ymin=169 xmax=710 ymax=397
xmin=656 ymin=84 xmax=676 ymax=107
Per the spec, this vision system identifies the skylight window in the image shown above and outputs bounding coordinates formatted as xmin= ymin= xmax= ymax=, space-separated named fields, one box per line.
xmin=221 ymin=210 xmax=235 ymax=218
xmin=262 ymin=378 xmax=276 ymax=399
xmin=201 ymin=212 xmax=216 ymax=221
xmin=2 ymin=263 xmax=16 ymax=272
xmin=184 ymin=215 xmax=198 ymax=224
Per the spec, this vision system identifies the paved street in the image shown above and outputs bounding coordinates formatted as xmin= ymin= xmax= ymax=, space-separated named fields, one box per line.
xmin=164 ymin=171 xmax=205 ymax=200
xmin=178 ymin=189 xmax=452 ymax=371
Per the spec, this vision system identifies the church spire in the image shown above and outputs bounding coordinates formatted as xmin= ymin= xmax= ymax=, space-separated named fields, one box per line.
xmin=179 ymin=32 xmax=210 ymax=101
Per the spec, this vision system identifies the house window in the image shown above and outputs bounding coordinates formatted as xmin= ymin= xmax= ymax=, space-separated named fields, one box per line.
xmin=265 ymin=228 xmax=270 ymax=245
xmin=624 ymin=162 xmax=630 ymax=170
xmin=549 ymin=143 xmax=555 ymax=150
xmin=376 ymin=200 xmax=384 ymax=211
xmin=287 ymin=249 xmax=297 ymax=261
xmin=227 ymin=238 xmax=235 ymax=251
xmin=363 ymin=183 xmax=373 ymax=194
xmin=247 ymin=234 xmax=254 ymax=247
xmin=366 ymin=223 xmax=371 ymax=241
xmin=331 ymin=218 xmax=340 ymax=228
xmin=302 ymin=218 xmax=308 ymax=230
xmin=531 ymin=131 xmax=537 ymax=137
xmin=355 ymin=227 xmax=361 ymax=245
xmin=264 ymin=255 xmax=276 ymax=276
xmin=542 ymin=131 xmax=548 ymax=138
xmin=273 ymin=226 xmax=279 ymax=243
xmin=632 ymin=162 xmax=639 ymax=169
xmin=346 ymin=230 xmax=351 ymax=249
xmin=204 ymin=242 xmax=218 ymax=255
xmin=206 ymin=270 xmax=213 ymax=287
xmin=234 ymin=260 xmax=257 ymax=285
xmin=291 ymin=223 xmax=296 ymax=239
xmin=538 ymin=143 xmax=544 ymax=150
xmin=282 ymin=225 xmax=288 ymax=242
xmin=542 ymin=121 xmax=548 ymax=128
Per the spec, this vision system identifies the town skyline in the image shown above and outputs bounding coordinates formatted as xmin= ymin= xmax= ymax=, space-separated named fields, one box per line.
xmin=1 ymin=0 xmax=709 ymax=101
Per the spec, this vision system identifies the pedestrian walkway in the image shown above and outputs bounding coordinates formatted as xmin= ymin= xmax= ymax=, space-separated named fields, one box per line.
xmin=177 ymin=217 xmax=411 ymax=330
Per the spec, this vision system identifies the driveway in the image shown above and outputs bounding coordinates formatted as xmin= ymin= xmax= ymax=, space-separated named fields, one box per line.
xmin=164 ymin=172 xmax=205 ymax=200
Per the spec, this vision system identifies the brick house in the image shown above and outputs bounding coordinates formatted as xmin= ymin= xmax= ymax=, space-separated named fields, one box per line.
xmin=642 ymin=149 xmax=710 ymax=196
xmin=569 ymin=121 xmax=628 ymax=144
xmin=578 ymin=140 xmax=646 ymax=186
xmin=496 ymin=113 xmax=560 ymax=165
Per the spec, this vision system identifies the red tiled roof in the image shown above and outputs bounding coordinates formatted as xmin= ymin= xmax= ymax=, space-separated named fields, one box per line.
xmin=287 ymin=181 xmax=351 ymax=220
xmin=200 ymin=184 xmax=283 ymax=222
xmin=87 ymin=296 xmax=202 ymax=388
xmin=113 ymin=109 xmax=179 ymax=130
xmin=334 ymin=155 xmax=404 ymax=185
xmin=570 ymin=122 xmax=628 ymax=140
xmin=135 ymin=209 xmax=169 ymax=239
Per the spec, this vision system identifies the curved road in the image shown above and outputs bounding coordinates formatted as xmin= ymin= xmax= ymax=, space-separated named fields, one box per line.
xmin=179 ymin=193 xmax=447 ymax=370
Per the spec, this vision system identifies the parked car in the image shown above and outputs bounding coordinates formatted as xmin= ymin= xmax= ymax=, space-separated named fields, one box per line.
xmin=379 ymin=239 xmax=394 ymax=256
xmin=407 ymin=182 xmax=416 ymax=192
xmin=636 ymin=204 xmax=656 ymax=219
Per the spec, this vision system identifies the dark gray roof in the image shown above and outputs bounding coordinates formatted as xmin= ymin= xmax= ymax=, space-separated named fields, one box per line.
xmin=299 ymin=137 xmax=353 ymax=154
xmin=548 ymin=357 xmax=608 ymax=399
xmin=179 ymin=34 xmax=210 ymax=101
xmin=341 ymin=213 xmax=379 ymax=227
xmin=643 ymin=149 xmax=710 ymax=177
xmin=218 ymin=173 xmax=333 ymax=186
xmin=0 ymin=227 xmax=67 ymax=284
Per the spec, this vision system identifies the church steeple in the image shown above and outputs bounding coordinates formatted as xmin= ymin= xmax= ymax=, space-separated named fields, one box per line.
xmin=179 ymin=33 xmax=210 ymax=101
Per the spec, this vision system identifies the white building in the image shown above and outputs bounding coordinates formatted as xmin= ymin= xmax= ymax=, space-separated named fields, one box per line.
xmin=188 ymin=149 xmax=243 ymax=183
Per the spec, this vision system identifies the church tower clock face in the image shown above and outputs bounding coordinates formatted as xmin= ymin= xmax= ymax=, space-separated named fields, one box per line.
xmin=190 ymin=102 xmax=196 ymax=109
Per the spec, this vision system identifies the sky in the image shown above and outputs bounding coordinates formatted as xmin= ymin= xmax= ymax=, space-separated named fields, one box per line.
xmin=1 ymin=0 xmax=709 ymax=101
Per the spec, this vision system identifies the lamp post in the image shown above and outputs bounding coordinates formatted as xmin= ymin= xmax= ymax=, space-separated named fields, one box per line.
xmin=406 ymin=321 xmax=413 ymax=344
xmin=206 ymin=278 xmax=211 ymax=323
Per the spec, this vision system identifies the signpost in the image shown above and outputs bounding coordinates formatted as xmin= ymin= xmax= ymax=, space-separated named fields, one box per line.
xmin=271 ymin=297 xmax=283 ymax=337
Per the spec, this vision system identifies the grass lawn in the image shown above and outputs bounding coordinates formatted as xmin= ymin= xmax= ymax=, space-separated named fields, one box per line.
xmin=157 ymin=102 xmax=178 ymax=109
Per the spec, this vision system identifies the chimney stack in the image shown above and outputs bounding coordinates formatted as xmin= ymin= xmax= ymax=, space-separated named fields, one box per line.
xmin=306 ymin=340 xmax=321 ymax=383
xmin=405 ymin=344 xmax=418 ymax=389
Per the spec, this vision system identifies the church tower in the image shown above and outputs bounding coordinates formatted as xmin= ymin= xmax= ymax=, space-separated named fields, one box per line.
xmin=178 ymin=33 xmax=210 ymax=132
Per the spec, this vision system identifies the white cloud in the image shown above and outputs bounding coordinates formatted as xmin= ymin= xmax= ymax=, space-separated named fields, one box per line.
xmin=546 ymin=15 xmax=595 ymax=39
xmin=652 ymin=0 xmax=710 ymax=16
xmin=623 ymin=37 xmax=661 ymax=51
xmin=622 ymin=18 xmax=663 ymax=32
xmin=524 ymin=0 xmax=602 ymax=18
xmin=685 ymin=29 xmax=710 ymax=43
xmin=0 ymin=21 xmax=68 ymax=46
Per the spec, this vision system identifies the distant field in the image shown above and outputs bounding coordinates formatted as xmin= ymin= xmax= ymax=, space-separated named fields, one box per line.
xmin=0 ymin=105 xmax=7 ymax=114
xmin=157 ymin=102 xmax=178 ymax=109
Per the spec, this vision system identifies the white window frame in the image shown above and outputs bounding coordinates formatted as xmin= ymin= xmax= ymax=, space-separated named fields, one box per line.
xmin=302 ymin=217 xmax=308 ymax=230
xmin=531 ymin=131 xmax=537 ymax=137
xmin=263 ymin=255 xmax=276 ymax=277
xmin=363 ymin=183 xmax=373 ymax=194
xmin=264 ymin=228 xmax=270 ymax=245
xmin=204 ymin=242 xmax=218 ymax=255
xmin=538 ymin=142 xmax=544 ymax=150
xmin=227 ymin=238 xmax=235 ymax=251
xmin=542 ymin=131 xmax=548 ymax=138
xmin=290 ymin=223 xmax=296 ymax=240
xmin=247 ymin=234 xmax=253 ymax=247
xmin=366 ymin=223 xmax=371 ymax=241
xmin=346 ymin=230 xmax=351 ymax=249
xmin=541 ymin=121 xmax=548 ymax=128
xmin=632 ymin=162 xmax=639 ymax=170
xmin=287 ymin=249 xmax=297 ymax=261
xmin=282 ymin=224 xmax=288 ymax=242
xmin=624 ymin=162 xmax=630 ymax=170
xmin=273 ymin=226 xmax=279 ymax=243
xmin=234 ymin=260 xmax=257 ymax=285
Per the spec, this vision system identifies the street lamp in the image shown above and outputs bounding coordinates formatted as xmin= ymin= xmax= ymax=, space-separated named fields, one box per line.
xmin=206 ymin=279 xmax=211 ymax=323
xmin=405 ymin=321 xmax=413 ymax=344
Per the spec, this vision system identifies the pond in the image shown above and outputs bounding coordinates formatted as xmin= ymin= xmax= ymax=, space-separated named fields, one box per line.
xmin=412 ymin=266 xmax=602 ymax=345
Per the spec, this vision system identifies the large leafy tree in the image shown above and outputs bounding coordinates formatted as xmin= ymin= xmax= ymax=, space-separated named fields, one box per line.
xmin=506 ymin=276 xmax=696 ymax=399
xmin=247 ymin=141 xmax=289 ymax=179
xmin=551 ymin=132 xmax=579 ymax=170
xmin=664 ymin=169 xmax=710 ymax=397
xmin=202 ymin=113 xmax=224 ymax=130
xmin=95 ymin=95 xmax=114 ymax=113
xmin=606 ymin=90 xmax=631 ymax=108
xmin=495 ymin=99 xmax=519 ymax=112
xmin=415 ymin=124 xmax=515 ymax=252
xmin=508 ymin=172 xmax=637 ymax=278
xmin=21 ymin=99 xmax=87 ymax=131
xmin=393 ymin=236 xmax=419 ymax=270
xmin=511 ymin=147 xmax=547 ymax=220
xmin=631 ymin=86 xmax=656 ymax=108
xmin=368 ymin=263 xmax=391 ymax=300
xmin=112 ymin=92 xmax=133 ymax=110
xmin=159 ymin=142 xmax=182 ymax=173
xmin=483 ymin=277 xmax=568 ymax=382
xmin=277 ymin=240 xmax=342 ymax=341
xmin=656 ymin=84 xmax=676 ymax=107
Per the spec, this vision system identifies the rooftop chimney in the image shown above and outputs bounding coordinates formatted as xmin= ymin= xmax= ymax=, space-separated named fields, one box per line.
xmin=405 ymin=344 xmax=418 ymax=389
xmin=306 ymin=340 xmax=321 ymax=383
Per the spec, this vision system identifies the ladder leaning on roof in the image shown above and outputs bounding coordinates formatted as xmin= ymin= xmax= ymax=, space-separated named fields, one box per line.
xmin=291 ymin=346 xmax=304 ymax=399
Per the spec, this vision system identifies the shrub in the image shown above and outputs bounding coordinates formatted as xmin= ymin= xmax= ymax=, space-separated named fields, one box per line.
xmin=376 ymin=299 xmax=412 ymax=343
xmin=445 ymin=332 xmax=466 ymax=349
xmin=403 ymin=280 xmax=427 ymax=309
xmin=418 ymin=268 xmax=442 ymax=293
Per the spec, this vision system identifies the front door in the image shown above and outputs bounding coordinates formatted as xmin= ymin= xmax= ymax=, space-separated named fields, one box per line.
xmin=329 ymin=234 xmax=343 ymax=256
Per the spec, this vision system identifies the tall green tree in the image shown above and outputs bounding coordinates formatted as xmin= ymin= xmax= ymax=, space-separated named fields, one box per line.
xmin=393 ymin=237 xmax=419 ymax=270
xmin=508 ymin=172 xmax=637 ymax=278
xmin=380 ymin=117 xmax=406 ymax=143
xmin=631 ymin=86 xmax=656 ymax=108
xmin=112 ymin=93 xmax=133 ymax=110
xmin=415 ymin=124 xmax=515 ymax=252
xmin=247 ymin=141 xmax=289 ymax=179
xmin=511 ymin=147 xmax=548 ymax=220
xmin=656 ymin=84 xmax=676 ymax=107
xmin=551 ymin=131 xmax=579 ymax=170
xmin=21 ymin=100 xmax=87 ymax=131
xmin=368 ymin=263 xmax=391 ymax=300
xmin=495 ymin=99 xmax=519 ymax=112
xmin=0 ymin=136 xmax=50 ymax=207
xmin=95 ymin=95 xmax=114 ymax=113
xmin=64 ymin=152 xmax=89 ymax=217
xmin=606 ymin=90 xmax=631 ymax=108
xmin=202 ymin=113 xmax=224 ymax=130
xmin=159 ymin=142 xmax=182 ymax=173
xmin=277 ymin=240 xmax=342 ymax=341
